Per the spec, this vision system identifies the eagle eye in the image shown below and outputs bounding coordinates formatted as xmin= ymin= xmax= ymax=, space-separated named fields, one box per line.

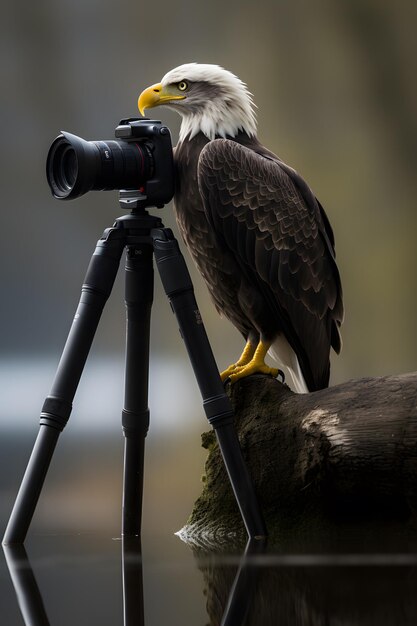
xmin=177 ymin=81 xmax=188 ymax=92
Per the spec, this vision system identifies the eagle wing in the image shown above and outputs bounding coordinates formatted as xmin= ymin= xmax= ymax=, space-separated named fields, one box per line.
xmin=197 ymin=138 xmax=343 ymax=390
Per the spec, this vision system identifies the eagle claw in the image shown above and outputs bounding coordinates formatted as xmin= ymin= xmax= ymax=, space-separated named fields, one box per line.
xmin=221 ymin=362 xmax=280 ymax=384
xmin=220 ymin=340 xmax=287 ymax=384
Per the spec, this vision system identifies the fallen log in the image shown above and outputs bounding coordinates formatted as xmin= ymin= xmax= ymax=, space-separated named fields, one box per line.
xmin=181 ymin=372 xmax=417 ymax=548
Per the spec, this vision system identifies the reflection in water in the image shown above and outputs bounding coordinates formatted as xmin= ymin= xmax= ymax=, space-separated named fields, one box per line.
xmin=122 ymin=537 xmax=144 ymax=626
xmin=3 ymin=544 xmax=49 ymax=626
xmin=196 ymin=548 xmax=417 ymax=625
xmin=4 ymin=537 xmax=417 ymax=625
xmin=4 ymin=537 xmax=261 ymax=626
xmin=4 ymin=539 xmax=147 ymax=626
xmin=221 ymin=538 xmax=266 ymax=626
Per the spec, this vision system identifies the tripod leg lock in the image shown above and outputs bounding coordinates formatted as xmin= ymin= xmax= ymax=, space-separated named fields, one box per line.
xmin=40 ymin=396 xmax=72 ymax=431
xmin=122 ymin=409 xmax=150 ymax=438
xmin=152 ymin=229 xmax=194 ymax=296
xmin=203 ymin=394 xmax=235 ymax=428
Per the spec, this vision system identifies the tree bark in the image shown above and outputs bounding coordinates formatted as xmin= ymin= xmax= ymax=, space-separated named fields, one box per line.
xmin=181 ymin=372 xmax=417 ymax=548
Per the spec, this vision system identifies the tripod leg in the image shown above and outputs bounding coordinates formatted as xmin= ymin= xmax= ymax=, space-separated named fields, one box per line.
xmin=122 ymin=244 xmax=153 ymax=537
xmin=152 ymin=228 xmax=267 ymax=539
xmin=3 ymin=230 xmax=125 ymax=544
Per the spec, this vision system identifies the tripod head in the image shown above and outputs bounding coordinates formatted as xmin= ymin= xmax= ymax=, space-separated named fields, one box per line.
xmin=118 ymin=189 xmax=162 ymax=214
xmin=46 ymin=118 xmax=175 ymax=209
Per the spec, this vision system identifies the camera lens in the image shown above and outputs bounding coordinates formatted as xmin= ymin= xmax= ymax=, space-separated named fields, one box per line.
xmin=47 ymin=139 xmax=78 ymax=197
xmin=60 ymin=146 xmax=77 ymax=190
xmin=50 ymin=143 xmax=78 ymax=195
xmin=46 ymin=131 xmax=153 ymax=200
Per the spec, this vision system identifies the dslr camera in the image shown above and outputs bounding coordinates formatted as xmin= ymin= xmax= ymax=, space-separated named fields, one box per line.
xmin=46 ymin=118 xmax=175 ymax=208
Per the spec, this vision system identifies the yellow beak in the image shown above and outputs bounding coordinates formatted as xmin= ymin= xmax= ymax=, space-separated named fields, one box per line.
xmin=138 ymin=82 xmax=186 ymax=116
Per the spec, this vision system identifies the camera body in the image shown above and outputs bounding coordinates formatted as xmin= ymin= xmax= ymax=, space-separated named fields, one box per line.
xmin=114 ymin=118 xmax=174 ymax=208
xmin=46 ymin=117 xmax=175 ymax=209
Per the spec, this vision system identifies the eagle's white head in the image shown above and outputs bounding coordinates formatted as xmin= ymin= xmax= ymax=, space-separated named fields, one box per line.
xmin=138 ymin=63 xmax=257 ymax=143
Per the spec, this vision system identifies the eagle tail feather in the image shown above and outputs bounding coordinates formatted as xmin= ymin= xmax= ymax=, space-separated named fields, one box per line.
xmin=269 ymin=335 xmax=309 ymax=394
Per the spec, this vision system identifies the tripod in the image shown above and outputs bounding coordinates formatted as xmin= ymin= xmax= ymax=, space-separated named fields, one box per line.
xmin=3 ymin=194 xmax=267 ymax=544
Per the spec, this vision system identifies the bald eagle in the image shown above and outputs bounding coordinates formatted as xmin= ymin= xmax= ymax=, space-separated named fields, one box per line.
xmin=138 ymin=63 xmax=343 ymax=393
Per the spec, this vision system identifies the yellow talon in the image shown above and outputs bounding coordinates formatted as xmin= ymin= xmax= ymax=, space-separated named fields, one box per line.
xmin=229 ymin=362 xmax=279 ymax=383
xmin=221 ymin=340 xmax=279 ymax=383
xmin=220 ymin=364 xmax=237 ymax=382
xmin=220 ymin=339 xmax=256 ymax=382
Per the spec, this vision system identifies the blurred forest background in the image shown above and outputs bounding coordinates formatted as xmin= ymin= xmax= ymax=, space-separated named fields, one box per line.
xmin=1 ymin=5 xmax=416 ymax=623
xmin=1 ymin=0 xmax=416 ymax=381
xmin=0 ymin=0 xmax=416 ymax=533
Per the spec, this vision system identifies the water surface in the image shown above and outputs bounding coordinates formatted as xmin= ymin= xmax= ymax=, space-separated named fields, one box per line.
xmin=1 ymin=430 xmax=417 ymax=625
